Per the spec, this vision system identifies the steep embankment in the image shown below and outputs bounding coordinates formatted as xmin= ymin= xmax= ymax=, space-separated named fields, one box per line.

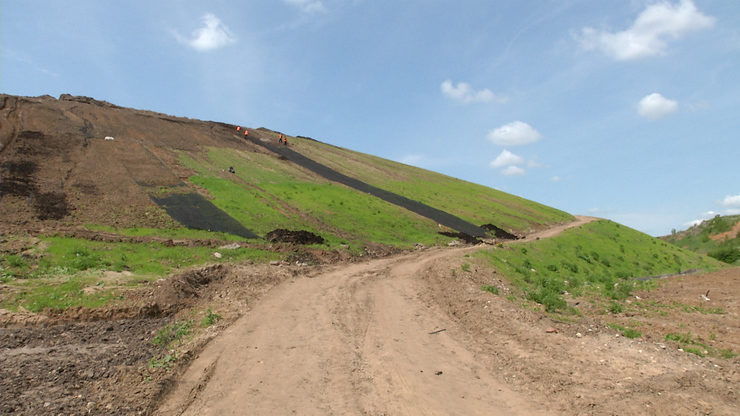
xmin=1 ymin=93 xmax=572 ymax=249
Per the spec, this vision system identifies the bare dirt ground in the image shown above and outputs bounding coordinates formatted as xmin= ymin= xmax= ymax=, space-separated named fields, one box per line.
xmin=153 ymin=217 xmax=738 ymax=416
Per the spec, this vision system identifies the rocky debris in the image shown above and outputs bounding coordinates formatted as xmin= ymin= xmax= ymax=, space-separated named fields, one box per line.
xmin=266 ymin=229 xmax=325 ymax=245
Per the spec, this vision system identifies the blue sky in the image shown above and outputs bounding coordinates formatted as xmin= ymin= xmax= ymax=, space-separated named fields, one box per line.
xmin=2 ymin=0 xmax=739 ymax=236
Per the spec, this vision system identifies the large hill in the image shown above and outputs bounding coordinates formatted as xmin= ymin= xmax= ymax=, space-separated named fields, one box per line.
xmin=1 ymin=93 xmax=572 ymax=248
xmin=1 ymin=94 xmax=737 ymax=416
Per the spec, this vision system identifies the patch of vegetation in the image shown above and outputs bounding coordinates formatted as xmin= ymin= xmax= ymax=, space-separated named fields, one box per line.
xmin=481 ymin=285 xmax=499 ymax=295
xmin=83 ymin=224 xmax=246 ymax=242
xmin=201 ymin=308 xmax=222 ymax=327
xmin=4 ymin=277 xmax=124 ymax=312
xmin=663 ymin=215 xmax=740 ymax=265
xmin=1 ymin=235 xmax=278 ymax=311
xmin=607 ymin=323 xmax=642 ymax=339
xmin=152 ymin=320 xmax=193 ymax=348
xmin=477 ymin=220 xmax=723 ymax=313
xmin=461 ymin=263 xmax=471 ymax=272
xmin=707 ymin=246 xmax=740 ymax=264
xmin=665 ymin=332 xmax=736 ymax=359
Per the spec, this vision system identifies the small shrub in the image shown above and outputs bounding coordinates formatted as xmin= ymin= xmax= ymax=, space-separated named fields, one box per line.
xmin=526 ymin=287 xmax=566 ymax=312
xmin=201 ymin=308 xmax=222 ymax=327
xmin=461 ymin=263 xmax=471 ymax=272
xmin=707 ymin=247 xmax=740 ymax=264
xmin=609 ymin=302 xmax=623 ymax=314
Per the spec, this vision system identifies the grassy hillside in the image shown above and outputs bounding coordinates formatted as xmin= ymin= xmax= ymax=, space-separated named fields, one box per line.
xmin=292 ymin=137 xmax=572 ymax=230
xmin=476 ymin=220 xmax=725 ymax=313
xmin=662 ymin=215 xmax=740 ymax=265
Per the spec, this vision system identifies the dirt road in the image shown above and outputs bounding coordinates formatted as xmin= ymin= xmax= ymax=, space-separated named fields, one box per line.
xmin=157 ymin=216 xmax=739 ymax=415
xmin=156 ymin=247 xmax=545 ymax=415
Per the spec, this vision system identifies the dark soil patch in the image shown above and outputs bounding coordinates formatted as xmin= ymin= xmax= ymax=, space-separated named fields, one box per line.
xmin=151 ymin=193 xmax=258 ymax=240
xmin=438 ymin=231 xmax=482 ymax=244
xmin=266 ymin=229 xmax=325 ymax=245
xmin=0 ymin=160 xmax=38 ymax=197
xmin=32 ymin=191 xmax=71 ymax=220
xmin=480 ymin=224 xmax=520 ymax=240
xmin=0 ymin=317 xmax=170 ymax=416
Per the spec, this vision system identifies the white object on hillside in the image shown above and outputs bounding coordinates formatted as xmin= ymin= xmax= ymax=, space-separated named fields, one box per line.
xmin=104 ymin=136 xmax=115 ymax=141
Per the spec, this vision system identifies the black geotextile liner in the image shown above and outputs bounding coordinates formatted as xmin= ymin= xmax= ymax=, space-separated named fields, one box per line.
xmin=150 ymin=193 xmax=258 ymax=239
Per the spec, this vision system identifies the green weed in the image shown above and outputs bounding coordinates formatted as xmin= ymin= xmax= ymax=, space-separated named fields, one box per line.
xmin=481 ymin=285 xmax=499 ymax=295
xmin=201 ymin=308 xmax=222 ymax=327
xmin=152 ymin=320 xmax=193 ymax=348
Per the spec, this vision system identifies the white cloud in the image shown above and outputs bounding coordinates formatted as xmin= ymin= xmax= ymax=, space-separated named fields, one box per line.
xmin=501 ymin=166 xmax=525 ymax=176
xmin=489 ymin=150 xmax=524 ymax=168
xmin=577 ymin=0 xmax=715 ymax=61
xmin=179 ymin=13 xmax=236 ymax=52
xmin=440 ymin=80 xmax=505 ymax=104
xmin=721 ymin=194 xmax=740 ymax=207
xmin=487 ymin=121 xmax=542 ymax=146
xmin=284 ymin=0 xmax=327 ymax=14
xmin=638 ymin=93 xmax=678 ymax=120
xmin=550 ymin=176 xmax=562 ymax=182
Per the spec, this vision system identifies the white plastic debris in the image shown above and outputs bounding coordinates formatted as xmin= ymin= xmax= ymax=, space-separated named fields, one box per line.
xmin=104 ymin=136 xmax=115 ymax=141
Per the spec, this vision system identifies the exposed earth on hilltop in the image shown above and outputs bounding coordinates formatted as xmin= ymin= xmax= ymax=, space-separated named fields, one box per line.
xmin=2 ymin=219 xmax=738 ymax=415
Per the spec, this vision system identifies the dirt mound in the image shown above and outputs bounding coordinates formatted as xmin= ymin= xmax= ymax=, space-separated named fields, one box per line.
xmin=154 ymin=264 xmax=230 ymax=307
xmin=438 ymin=231 xmax=482 ymax=244
xmin=266 ymin=229 xmax=325 ymax=245
xmin=480 ymin=223 xmax=520 ymax=240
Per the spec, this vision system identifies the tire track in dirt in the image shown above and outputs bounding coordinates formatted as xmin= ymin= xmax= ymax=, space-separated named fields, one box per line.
xmin=155 ymin=247 xmax=547 ymax=415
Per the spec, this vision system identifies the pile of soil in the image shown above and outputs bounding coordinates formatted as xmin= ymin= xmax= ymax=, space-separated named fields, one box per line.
xmin=438 ymin=231 xmax=482 ymax=244
xmin=480 ymin=223 xmax=520 ymax=240
xmin=266 ymin=229 xmax=325 ymax=245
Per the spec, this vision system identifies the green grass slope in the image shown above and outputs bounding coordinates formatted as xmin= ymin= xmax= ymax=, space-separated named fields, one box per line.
xmin=662 ymin=215 xmax=740 ymax=265
xmin=476 ymin=220 xmax=725 ymax=313
xmin=172 ymin=131 xmax=573 ymax=250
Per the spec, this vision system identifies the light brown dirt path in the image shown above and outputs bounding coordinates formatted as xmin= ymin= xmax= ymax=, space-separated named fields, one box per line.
xmin=520 ymin=215 xmax=598 ymax=241
xmin=156 ymin=248 xmax=548 ymax=415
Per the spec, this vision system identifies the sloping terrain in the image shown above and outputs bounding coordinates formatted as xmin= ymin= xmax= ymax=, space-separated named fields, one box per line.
xmin=662 ymin=215 xmax=740 ymax=265
xmin=1 ymin=94 xmax=737 ymax=415
xmin=1 ymin=93 xmax=570 ymax=247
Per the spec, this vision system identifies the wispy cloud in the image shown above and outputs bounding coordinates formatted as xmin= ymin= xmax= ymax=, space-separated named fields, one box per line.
xmin=284 ymin=0 xmax=327 ymax=14
xmin=721 ymin=194 xmax=740 ymax=208
xmin=577 ymin=0 xmax=715 ymax=61
xmin=176 ymin=13 xmax=236 ymax=52
xmin=440 ymin=80 xmax=506 ymax=104
xmin=501 ymin=166 xmax=525 ymax=176
xmin=487 ymin=121 xmax=542 ymax=146
xmin=637 ymin=93 xmax=678 ymax=120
